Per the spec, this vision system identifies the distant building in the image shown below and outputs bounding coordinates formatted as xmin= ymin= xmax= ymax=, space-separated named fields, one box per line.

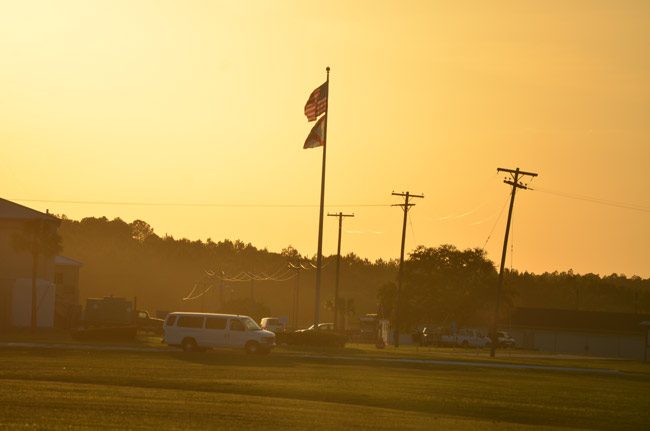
xmin=0 ymin=198 xmax=81 ymax=329
xmin=509 ymin=307 xmax=650 ymax=361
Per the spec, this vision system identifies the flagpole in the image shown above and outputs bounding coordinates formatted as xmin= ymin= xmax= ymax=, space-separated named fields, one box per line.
xmin=314 ymin=66 xmax=330 ymax=329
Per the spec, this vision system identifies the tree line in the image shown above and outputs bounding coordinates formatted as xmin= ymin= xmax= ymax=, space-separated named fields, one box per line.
xmin=57 ymin=216 xmax=650 ymax=328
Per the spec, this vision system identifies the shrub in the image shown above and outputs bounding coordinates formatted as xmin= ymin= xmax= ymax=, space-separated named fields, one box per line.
xmin=277 ymin=330 xmax=347 ymax=348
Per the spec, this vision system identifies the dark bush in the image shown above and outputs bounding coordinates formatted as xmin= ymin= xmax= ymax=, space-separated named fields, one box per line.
xmin=277 ymin=330 xmax=347 ymax=348
xmin=71 ymin=326 xmax=137 ymax=341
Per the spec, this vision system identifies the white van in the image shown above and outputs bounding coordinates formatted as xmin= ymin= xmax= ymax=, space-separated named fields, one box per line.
xmin=163 ymin=312 xmax=276 ymax=354
xmin=260 ymin=317 xmax=286 ymax=333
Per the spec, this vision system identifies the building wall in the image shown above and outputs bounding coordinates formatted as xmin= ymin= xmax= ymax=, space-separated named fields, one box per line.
xmin=510 ymin=328 xmax=646 ymax=361
xmin=0 ymin=219 xmax=57 ymax=328
xmin=0 ymin=220 xmax=56 ymax=280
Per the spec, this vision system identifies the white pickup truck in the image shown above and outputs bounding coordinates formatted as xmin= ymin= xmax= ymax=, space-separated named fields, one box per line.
xmin=440 ymin=328 xmax=491 ymax=348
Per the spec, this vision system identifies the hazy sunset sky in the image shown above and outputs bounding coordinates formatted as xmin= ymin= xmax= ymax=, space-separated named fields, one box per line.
xmin=1 ymin=0 xmax=648 ymax=277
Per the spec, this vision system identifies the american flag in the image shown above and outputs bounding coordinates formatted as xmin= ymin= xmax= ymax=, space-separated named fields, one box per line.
xmin=304 ymin=81 xmax=328 ymax=121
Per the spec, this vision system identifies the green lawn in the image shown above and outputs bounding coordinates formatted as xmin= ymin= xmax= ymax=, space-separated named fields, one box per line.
xmin=1 ymin=346 xmax=649 ymax=430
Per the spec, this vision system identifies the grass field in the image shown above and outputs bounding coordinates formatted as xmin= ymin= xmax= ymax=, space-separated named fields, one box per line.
xmin=1 ymin=341 xmax=649 ymax=430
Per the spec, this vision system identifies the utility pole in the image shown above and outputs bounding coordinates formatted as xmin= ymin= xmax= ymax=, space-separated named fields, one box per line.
xmin=328 ymin=211 xmax=354 ymax=332
xmin=490 ymin=167 xmax=538 ymax=358
xmin=288 ymin=263 xmax=305 ymax=329
xmin=219 ymin=271 xmax=225 ymax=311
xmin=250 ymin=263 xmax=255 ymax=301
xmin=392 ymin=191 xmax=424 ymax=347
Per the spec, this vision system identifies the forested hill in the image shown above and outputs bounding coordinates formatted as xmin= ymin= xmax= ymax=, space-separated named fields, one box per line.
xmin=58 ymin=216 xmax=650 ymax=326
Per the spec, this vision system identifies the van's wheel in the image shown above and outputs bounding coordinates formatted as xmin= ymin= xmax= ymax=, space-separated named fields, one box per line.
xmin=245 ymin=341 xmax=260 ymax=355
xmin=181 ymin=338 xmax=198 ymax=352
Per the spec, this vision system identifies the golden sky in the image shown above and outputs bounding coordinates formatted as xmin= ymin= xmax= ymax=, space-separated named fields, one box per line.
xmin=1 ymin=0 xmax=648 ymax=277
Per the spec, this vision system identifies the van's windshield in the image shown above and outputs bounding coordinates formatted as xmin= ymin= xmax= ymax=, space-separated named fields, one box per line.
xmin=242 ymin=317 xmax=261 ymax=331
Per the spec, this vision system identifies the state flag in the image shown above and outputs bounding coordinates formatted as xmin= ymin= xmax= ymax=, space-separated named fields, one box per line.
xmin=303 ymin=115 xmax=327 ymax=149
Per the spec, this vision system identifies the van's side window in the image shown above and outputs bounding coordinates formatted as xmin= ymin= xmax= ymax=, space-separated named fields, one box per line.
xmin=165 ymin=315 xmax=177 ymax=326
xmin=230 ymin=319 xmax=245 ymax=331
xmin=177 ymin=316 xmax=204 ymax=328
xmin=206 ymin=317 xmax=227 ymax=330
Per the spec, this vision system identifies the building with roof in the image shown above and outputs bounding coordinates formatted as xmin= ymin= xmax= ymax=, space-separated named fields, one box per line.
xmin=0 ymin=198 xmax=81 ymax=329
xmin=508 ymin=307 xmax=650 ymax=361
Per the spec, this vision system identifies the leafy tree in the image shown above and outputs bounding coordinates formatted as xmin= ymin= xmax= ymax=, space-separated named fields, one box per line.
xmin=379 ymin=245 xmax=499 ymax=330
xmin=130 ymin=220 xmax=155 ymax=242
xmin=12 ymin=219 xmax=63 ymax=330
xmin=324 ymin=297 xmax=355 ymax=330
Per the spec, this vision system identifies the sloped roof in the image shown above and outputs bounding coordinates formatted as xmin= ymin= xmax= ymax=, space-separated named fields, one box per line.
xmin=0 ymin=198 xmax=60 ymax=223
xmin=55 ymin=255 xmax=83 ymax=267
xmin=511 ymin=307 xmax=650 ymax=334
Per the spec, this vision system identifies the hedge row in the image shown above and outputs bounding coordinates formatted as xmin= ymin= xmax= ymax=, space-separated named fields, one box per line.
xmin=276 ymin=331 xmax=347 ymax=348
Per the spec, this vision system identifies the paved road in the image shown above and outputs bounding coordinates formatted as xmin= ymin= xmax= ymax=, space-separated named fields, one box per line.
xmin=0 ymin=341 xmax=623 ymax=375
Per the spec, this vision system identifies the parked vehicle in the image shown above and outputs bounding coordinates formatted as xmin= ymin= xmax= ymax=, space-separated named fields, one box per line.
xmin=135 ymin=310 xmax=164 ymax=335
xmin=83 ymin=296 xmax=133 ymax=328
xmin=260 ymin=317 xmax=286 ymax=333
xmin=163 ymin=312 xmax=276 ymax=354
xmin=359 ymin=314 xmax=390 ymax=349
xmin=295 ymin=322 xmax=335 ymax=333
xmin=495 ymin=330 xmax=516 ymax=348
xmin=440 ymin=328 xmax=491 ymax=348
xmin=75 ymin=296 xmax=163 ymax=339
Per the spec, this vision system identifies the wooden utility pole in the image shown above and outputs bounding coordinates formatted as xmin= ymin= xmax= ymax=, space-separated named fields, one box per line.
xmin=392 ymin=191 xmax=424 ymax=347
xmin=288 ymin=263 xmax=305 ymax=329
xmin=250 ymin=263 xmax=255 ymax=301
xmin=490 ymin=167 xmax=538 ymax=358
xmin=219 ymin=271 xmax=225 ymax=311
xmin=327 ymin=212 xmax=354 ymax=331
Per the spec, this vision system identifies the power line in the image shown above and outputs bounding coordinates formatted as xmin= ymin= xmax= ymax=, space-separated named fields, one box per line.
xmin=9 ymin=198 xmax=392 ymax=209
xmin=481 ymin=193 xmax=511 ymax=250
xmin=529 ymin=187 xmax=650 ymax=213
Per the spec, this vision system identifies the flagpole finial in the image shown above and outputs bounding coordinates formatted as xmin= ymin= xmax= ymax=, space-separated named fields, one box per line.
xmin=326 ymin=66 xmax=330 ymax=73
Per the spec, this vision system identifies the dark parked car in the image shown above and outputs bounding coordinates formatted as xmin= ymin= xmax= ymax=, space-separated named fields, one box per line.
xmin=136 ymin=310 xmax=164 ymax=335
xmin=295 ymin=322 xmax=335 ymax=333
xmin=494 ymin=331 xmax=516 ymax=348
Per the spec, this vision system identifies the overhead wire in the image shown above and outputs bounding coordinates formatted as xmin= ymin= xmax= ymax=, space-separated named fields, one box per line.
xmin=182 ymin=258 xmax=339 ymax=301
xmin=9 ymin=198 xmax=392 ymax=209
xmin=529 ymin=187 xmax=650 ymax=213
xmin=482 ymin=191 xmax=511 ymax=250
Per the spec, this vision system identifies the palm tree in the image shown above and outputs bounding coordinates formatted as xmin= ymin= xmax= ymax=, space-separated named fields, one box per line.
xmin=325 ymin=297 xmax=355 ymax=331
xmin=12 ymin=219 xmax=62 ymax=331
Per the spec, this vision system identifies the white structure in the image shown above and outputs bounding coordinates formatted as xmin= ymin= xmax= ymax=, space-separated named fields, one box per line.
xmin=11 ymin=278 xmax=56 ymax=328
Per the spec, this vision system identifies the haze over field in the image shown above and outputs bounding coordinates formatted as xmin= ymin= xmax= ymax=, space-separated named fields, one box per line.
xmin=1 ymin=0 xmax=648 ymax=277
